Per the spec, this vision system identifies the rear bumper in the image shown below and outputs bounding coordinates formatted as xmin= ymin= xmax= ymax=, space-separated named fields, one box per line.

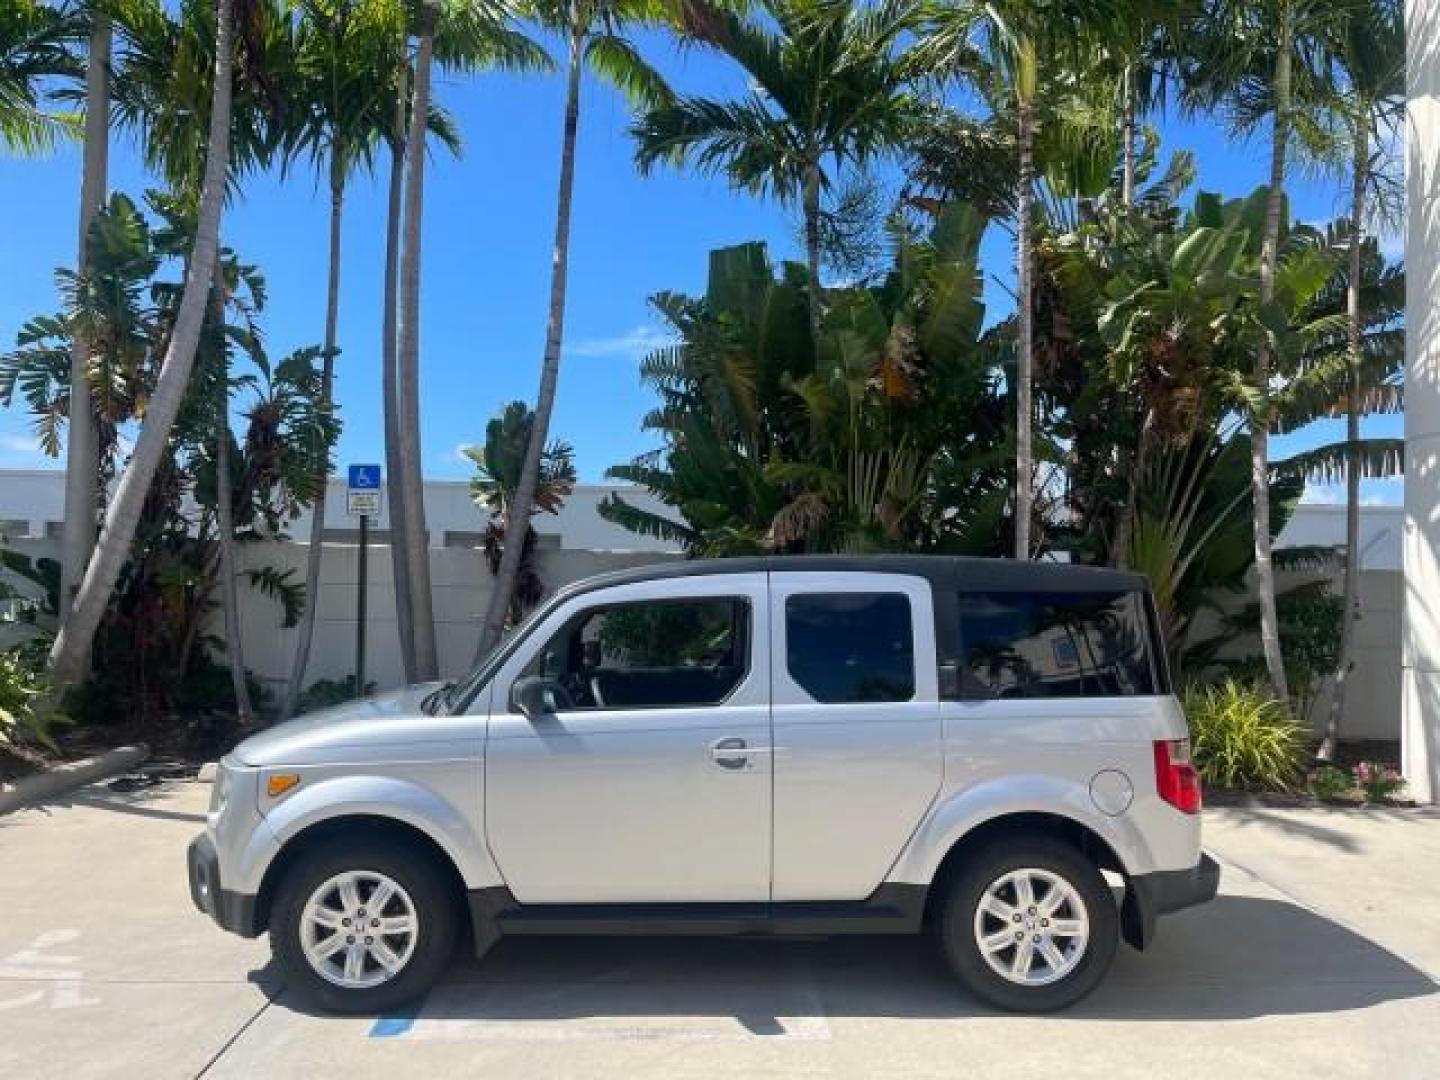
xmin=187 ymin=833 xmax=261 ymax=938
xmin=1121 ymin=853 xmax=1220 ymax=950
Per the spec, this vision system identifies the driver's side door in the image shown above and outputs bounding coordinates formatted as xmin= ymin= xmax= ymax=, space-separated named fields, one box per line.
xmin=484 ymin=573 xmax=772 ymax=904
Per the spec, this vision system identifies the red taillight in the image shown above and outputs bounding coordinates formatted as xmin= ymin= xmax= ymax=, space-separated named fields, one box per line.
xmin=1154 ymin=739 xmax=1202 ymax=814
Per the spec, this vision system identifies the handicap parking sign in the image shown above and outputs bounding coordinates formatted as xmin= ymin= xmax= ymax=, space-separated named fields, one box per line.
xmin=348 ymin=464 xmax=381 ymax=490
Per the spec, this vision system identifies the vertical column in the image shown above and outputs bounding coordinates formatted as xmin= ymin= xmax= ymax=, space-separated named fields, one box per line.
xmin=1403 ymin=0 xmax=1440 ymax=803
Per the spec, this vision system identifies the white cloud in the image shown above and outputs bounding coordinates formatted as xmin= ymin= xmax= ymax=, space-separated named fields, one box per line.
xmin=565 ymin=325 xmax=674 ymax=361
xmin=0 ymin=430 xmax=55 ymax=468
xmin=1303 ymin=478 xmax=1403 ymax=508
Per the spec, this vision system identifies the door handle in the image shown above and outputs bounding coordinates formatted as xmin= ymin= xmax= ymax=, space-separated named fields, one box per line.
xmin=709 ymin=736 xmax=755 ymax=770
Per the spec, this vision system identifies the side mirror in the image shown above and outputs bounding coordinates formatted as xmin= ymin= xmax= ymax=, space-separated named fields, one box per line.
xmin=512 ymin=676 xmax=561 ymax=720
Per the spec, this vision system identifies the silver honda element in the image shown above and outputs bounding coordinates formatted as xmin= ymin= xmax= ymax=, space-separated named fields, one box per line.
xmin=188 ymin=556 xmax=1218 ymax=1014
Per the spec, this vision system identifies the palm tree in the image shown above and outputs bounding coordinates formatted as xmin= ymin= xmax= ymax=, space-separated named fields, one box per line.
xmin=920 ymin=0 xmax=1049 ymax=559
xmin=49 ymin=0 xmax=237 ymax=689
xmin=466 ymin=401 xmax=576 ymax=624
xmin=395 ymin=0 xmax=441 ymax=680
xmin=632 ymin=0 xmax=920 ymax=349
xmin=279 ymin=0 xmax=401 ymax=719
xmin=475 ymin=0 xmax=673 ymax=658
xmin=1179 ymin=0 xmax=1344 ymax=704
xmin=0 ymin=0 xmax=80 ymax=156
xmin=389 ymin=0 xmax=545 ymax=680
xmin=59 ymin=4 xmax=111 ymax=636
xmin=95 ymin=0 xmax=290 ymax=711
xmin=1310 ymin=0 xmax=1404 ymax=759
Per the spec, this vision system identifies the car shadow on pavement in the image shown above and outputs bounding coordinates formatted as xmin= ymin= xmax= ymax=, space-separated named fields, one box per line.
xmin=266 ymin=894 xmax=1437 ymax=1027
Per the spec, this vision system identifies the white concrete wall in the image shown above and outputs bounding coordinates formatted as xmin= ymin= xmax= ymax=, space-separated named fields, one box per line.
xmin=0 ymin=532 xmax=676 ymax=697
xmin=1404 ymin=0 xmax=1440 ymax=800
xmin=230 ymin=541 xmax=678 ymax=697
xmin=0 ymin=469 xmax=683 ymax=553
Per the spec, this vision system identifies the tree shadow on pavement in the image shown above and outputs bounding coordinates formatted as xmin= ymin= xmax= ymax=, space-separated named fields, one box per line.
xmin=267 ymin=894 xmax=1437 ymax=1027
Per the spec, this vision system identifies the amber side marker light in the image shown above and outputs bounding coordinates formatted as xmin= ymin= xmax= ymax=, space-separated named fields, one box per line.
xmin=266 ymin=774 xmax=301 ymax=798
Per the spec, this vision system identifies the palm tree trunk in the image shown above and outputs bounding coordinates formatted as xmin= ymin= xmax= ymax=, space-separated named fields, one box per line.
xmin=59 ymin=13 xmax=110 ymax=637
xmin=212 ymin=267 xmax=253 ymax=726
xmin=397 ymin=3 xmax=439 ymax=678
xmin=1120 ymin=61 xmax=1136 ymax=206
xmin=1320 ymin=123 xmax=1368 ymax=761
xmin=49 ymin=0 xmax=234 ymax=690
xmin=477 ymin=13 xmax=584 ymax=658
xmin=803 ymin=157 xmax=823 ymax=353
xmin=382 ymin=72 xmax=416 ymax=682
xmin=1115 ymin=408 xmax=1153 ymax=569
xmin=280 ymin=152 xmax=345 ymax=718
xmin=1014 ymin=96 xmax=1035 ymax=561
xmin=1252 ymin=6 xmax=1292 ymax=705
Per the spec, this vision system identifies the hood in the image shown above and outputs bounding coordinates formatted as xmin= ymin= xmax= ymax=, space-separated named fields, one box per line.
xmin=233 ymin=681 xmax=452 ymax=766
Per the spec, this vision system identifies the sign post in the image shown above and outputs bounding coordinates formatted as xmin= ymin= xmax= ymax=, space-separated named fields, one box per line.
xmin=346 ymin=465 xmax=382 ymax=695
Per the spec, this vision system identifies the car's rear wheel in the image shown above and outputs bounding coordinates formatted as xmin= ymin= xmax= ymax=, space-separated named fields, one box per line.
xmin=936 ymin=836 xmax=1117 ymax=1012
xmin=271 ymin=839 xmax=457 ymax=1014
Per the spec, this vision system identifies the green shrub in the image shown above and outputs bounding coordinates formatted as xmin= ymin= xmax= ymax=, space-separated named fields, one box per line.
xmin=1308 ymin=765 xmax=1353 ymax=801
xmin=1182 ymin=681 xmax=1307 ymax=791
xmin=0 ymin=651 xmax=67 ymax=751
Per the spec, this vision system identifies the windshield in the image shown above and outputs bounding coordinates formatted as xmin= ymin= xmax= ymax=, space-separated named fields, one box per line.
xmin=435 ymin=597 xmax=559 ymax=715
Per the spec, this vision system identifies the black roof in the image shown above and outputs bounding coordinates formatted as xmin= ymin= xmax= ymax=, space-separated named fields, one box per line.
xmin=556 ymin=555 xmax=1150 ymax=601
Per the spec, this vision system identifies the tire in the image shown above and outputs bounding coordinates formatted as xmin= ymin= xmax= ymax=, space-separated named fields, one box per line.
xmin=936 ymin=835 xmax=1118 ymax=1013
xmin=270 ymin=837 xmax=458 ymax=1014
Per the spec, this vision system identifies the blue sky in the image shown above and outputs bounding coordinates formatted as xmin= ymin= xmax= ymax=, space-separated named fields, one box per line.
xmin=0 ymin=30 xmax=1402 ymax=506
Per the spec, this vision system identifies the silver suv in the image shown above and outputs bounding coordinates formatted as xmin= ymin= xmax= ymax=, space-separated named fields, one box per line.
xmin=188 ymin=556 xmax=1217 ymax=1014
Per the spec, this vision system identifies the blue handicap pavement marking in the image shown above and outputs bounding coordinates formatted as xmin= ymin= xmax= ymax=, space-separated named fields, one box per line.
xmin=369 ymin=1006 xmax=419 ymax=1038
xmin=348 ymin=464 xmax=382 ymax=490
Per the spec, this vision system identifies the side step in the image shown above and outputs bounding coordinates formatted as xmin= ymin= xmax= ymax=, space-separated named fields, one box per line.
xmin=466 ymin=884 xmax=927 ymax=955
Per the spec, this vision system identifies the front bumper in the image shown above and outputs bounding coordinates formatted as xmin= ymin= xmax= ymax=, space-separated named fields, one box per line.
xmin=187 ymin=833 xmax=261 ymax=938
xmin=1121 ymin=853 xmax=1221 ymax=950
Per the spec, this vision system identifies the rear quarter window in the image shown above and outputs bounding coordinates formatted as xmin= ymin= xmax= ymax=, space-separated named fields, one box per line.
xmin=957 ymin=590 xmax=1158 ymax=699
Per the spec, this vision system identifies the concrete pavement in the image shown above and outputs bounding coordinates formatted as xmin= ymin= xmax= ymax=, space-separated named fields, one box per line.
xmin=1 ymin=782 xmax=1436 ymax=1079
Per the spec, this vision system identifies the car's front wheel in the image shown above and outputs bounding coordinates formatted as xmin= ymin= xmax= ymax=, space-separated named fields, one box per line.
xmin=270 ymin=838 xmax=458 ymax=1014
xmin=936 ymin=835 xmax=1118 ymax=1012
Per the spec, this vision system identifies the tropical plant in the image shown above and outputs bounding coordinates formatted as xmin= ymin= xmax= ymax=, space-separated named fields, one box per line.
xmin=1299 ymin=0 xmax=1405 ymax=759
xmin=917 ymin=0 xmax=1124 ymax=559
xmin=1178 ymin=0 xmax=1351 ymax=705
xmin=601 ymin=202 xmax=1014 ymax=557
xmin=466 ymin=401 xmax=576 ymax=625
xmin=0 ymin=649 xmax=67 ymax=751
xmin=49 ymin=0 xmax=245 ymax=689
xmin=633 ymin=0 xmax=922 ymax=344
xmin=1039 ymin=183 xmax=1326 ymax=666
xmin=1221 ymin=577 xmax=1344 ymax=724
xmin=0 ymin=0 xmax=80 ymax=157
xmin=476 ymin=0 xmax=674 ymax=659
xmin=3 ymin=190 xmax=332 ymax=727
xmin=1183 ymin=679 xmax=1307 ymax=790
xmin=58 ymin=3 xmax=112 ymax=633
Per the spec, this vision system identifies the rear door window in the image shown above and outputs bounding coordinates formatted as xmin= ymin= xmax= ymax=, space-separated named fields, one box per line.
xmin=785 ymin=592 xmax=915 ymax=704
xmin=957 ymin=591 xmax=1156 ymax=699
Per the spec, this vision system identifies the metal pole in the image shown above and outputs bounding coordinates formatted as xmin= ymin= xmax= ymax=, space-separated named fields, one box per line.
xmin=356 ymin=513 xmax=368 ymax=695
